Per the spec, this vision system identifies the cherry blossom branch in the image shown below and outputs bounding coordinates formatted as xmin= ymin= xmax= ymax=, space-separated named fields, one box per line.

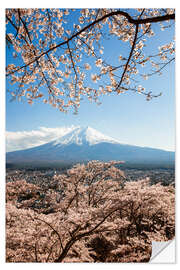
xmin=46 ymin=9 xmax=53 ymax=45
xmin=9 ymin=11 xmax=54 ymax=98
xmin=116 ymin=24 xmax=139 ymax=90
xmin=46 ymin=240 xmax=59 ymax=262
xmin=6 ymin=14 xmax=19 ymax=34
xmin=6 ymin=13 xmax=30 ymax=47
xmin=55 ymin=205 xmax=125 ymax=262
xmin=76 ymin=36 xmax=98 ymax=59
xmin=34 ymin=241 xmax=39 ymax=262
xmin=147 ymin=57 xmax=175 ymax=76
xmin=67 ymin=42 xmax=78 ymax=92
xmin=34 ymin=217 xmax=64 ymax=252
xmin=118 ymin=86 xmax=162 ymax=100
xmin=17 ymin=9 xmax=32 ymax=43
xmin=6 ymin=10 xmax=175 ymax=77
xmin=115 ymin=9 xmax=146 ymax=90
xmin=64 ymin=192 xmax=78 ymax=214
xmin=46 ymin=53 xmax=60 ymax=79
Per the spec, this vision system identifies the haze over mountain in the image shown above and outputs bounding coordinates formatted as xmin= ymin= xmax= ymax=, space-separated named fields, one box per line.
xmin=6 ymin=126 xmax=175 ymax=168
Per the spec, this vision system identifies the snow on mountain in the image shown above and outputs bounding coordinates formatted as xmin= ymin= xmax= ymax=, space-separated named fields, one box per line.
xmin=52 ymin=126 xmax=120 ymax=146
xmin=6 ymin=126 xmax=175 ymax=167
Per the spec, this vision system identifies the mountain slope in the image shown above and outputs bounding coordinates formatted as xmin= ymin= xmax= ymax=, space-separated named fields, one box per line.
xmin=6 ymin=126 xmax=175 ymax=167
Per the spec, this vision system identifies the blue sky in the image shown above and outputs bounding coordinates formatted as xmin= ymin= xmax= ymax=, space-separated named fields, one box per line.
xmin=6 ymin=9 xmax=175 ymax=152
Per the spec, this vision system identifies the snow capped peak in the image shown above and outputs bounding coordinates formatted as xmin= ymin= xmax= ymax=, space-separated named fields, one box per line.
xmin=52 ymin=126 xmax=120 ymax=146
xmin=84 ymin=126 xmax=119 ymax=145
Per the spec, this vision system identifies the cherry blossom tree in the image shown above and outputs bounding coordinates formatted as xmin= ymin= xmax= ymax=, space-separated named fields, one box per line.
xmin=6 ymin=161 xmax=175 ymax=262
xmin=6 ymin=8 xmax=175 ymax=113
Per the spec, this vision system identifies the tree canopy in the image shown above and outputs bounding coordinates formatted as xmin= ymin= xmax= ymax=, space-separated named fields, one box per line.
xmin=6 ymin=8 xmax=175 ymax=113
xmin=6 ymin=161 xmax=175 ymax=262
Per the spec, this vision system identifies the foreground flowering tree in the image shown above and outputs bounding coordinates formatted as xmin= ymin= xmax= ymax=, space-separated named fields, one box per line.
xmin=6 ymin=161 xmax=175 ymax=262
xmin=6 ymin=8 xmax=175 ymax=113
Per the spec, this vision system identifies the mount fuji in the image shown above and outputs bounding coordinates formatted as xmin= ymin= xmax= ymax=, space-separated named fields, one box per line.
xmin=6 ymin=126 xmax=175 ymax=168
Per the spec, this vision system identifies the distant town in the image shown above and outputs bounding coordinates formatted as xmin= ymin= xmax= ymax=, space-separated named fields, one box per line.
xmin=6 ymin=167 xmax=175 ymax=189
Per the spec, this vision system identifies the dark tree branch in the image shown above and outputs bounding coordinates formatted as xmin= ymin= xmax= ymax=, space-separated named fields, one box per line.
xmin=18 ymin=9 xmax=32 ymax=43
xmin=46 ymin=53 xmax=59 ymax=79
xmin=76 ymin=36 xmax=98 ymax=59
xmin=6 ymin=14 xmax=30 ymax=47
xmin=67 ymin=42 xmax=78 ymax=92
xmin=46 ymin=240 xmax=58 ymax=262
xmin=6 ymin=14 xmax=18 ymax=32
xmin=34 ymin=217 xmax=64 ymax=252
xmin=147 ymin=57 xmax=175 ymax=76
xmin=116 ymin=23 xmax=139 ymax=90
xmin=115 ymin=9 xmax=146 ymax=90
xmin=34 ymin=241 xmax=39 ymax=262
xmin=55 ymin=205 xmax=124 ymax=262
xmin=46 ymin=9 xmax=53 ymax=44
